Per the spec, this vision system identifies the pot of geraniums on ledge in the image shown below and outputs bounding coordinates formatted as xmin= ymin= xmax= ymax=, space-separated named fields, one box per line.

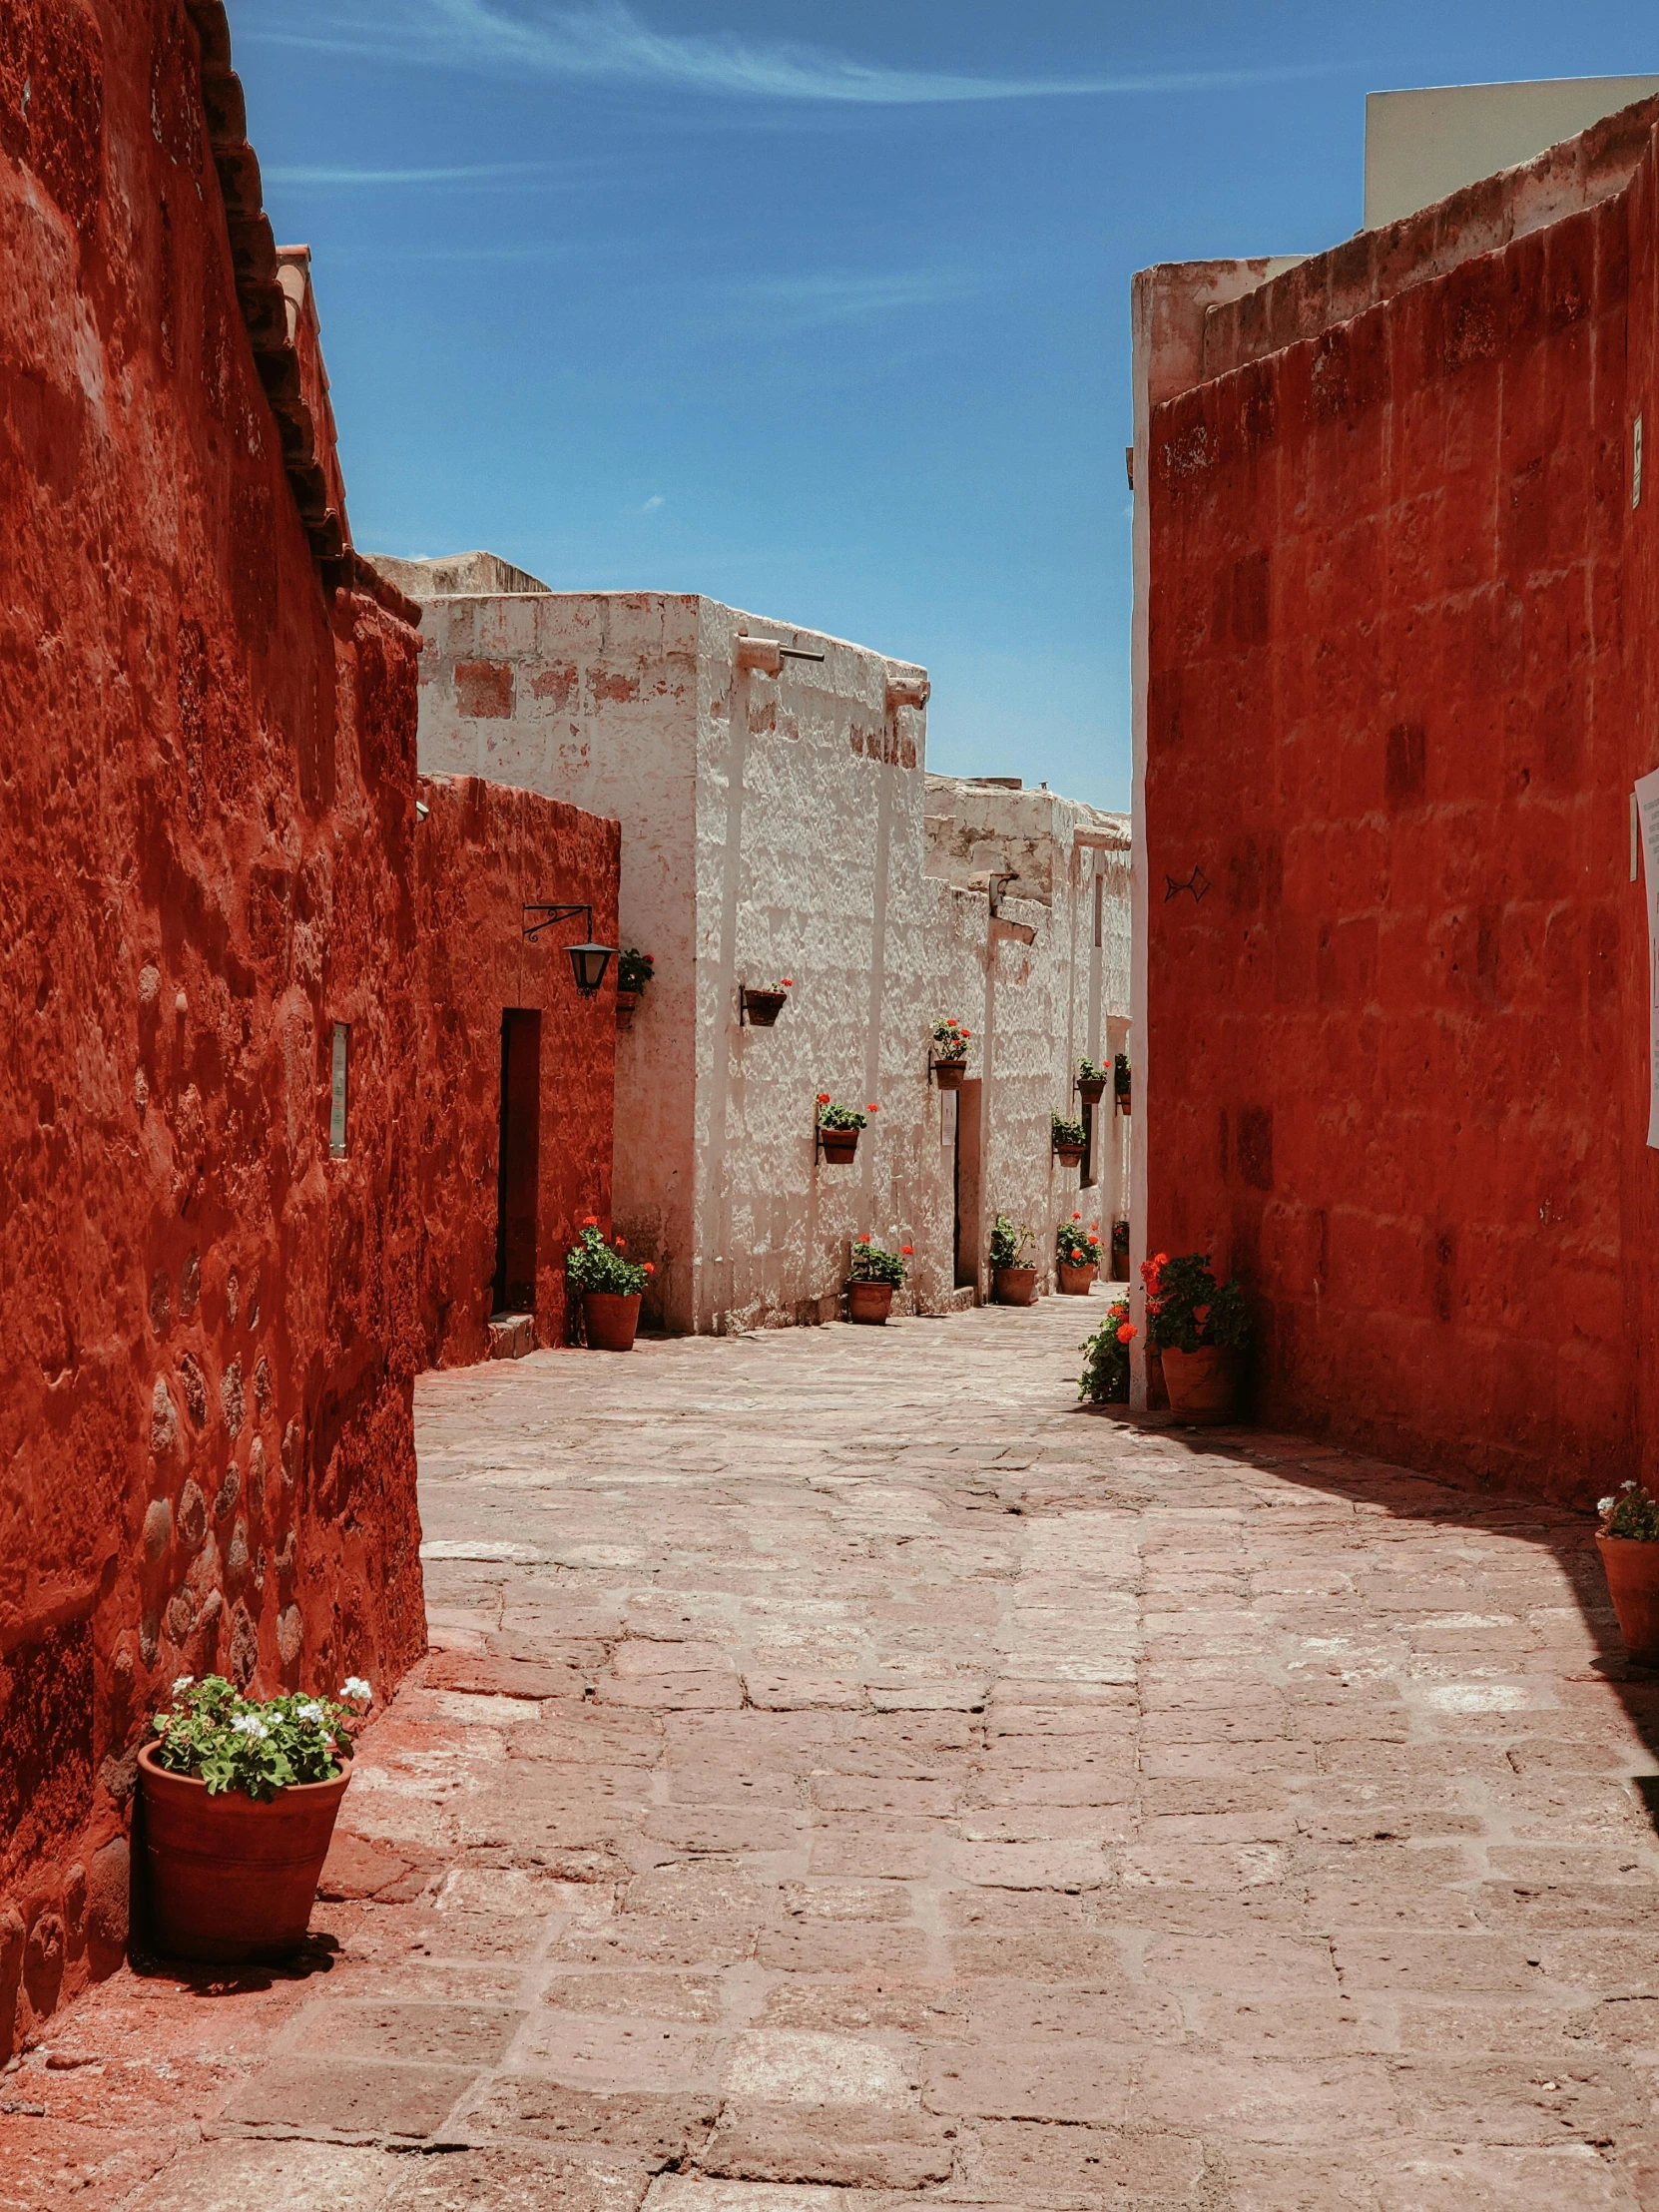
xmin=1110 ymin=1220 xmax=1130 ymax=1282
xmin=817 ymin=1095 xmax=873 ymax=1164
xmin=1052 ymin=1112 xmax=1087 ymax=1166
xmin=615 ymin=946 xmax=654 ymax=1028
xmin=929 ymin=1016 xmax=971 ymax=1091
xmin=989 ymin=1215 xmax=1037 ymax=1305
xmin=1056 ymin=1215 xmax=1102 ymax=1295
xmin=741 ymin=976 xmax=794 ymax=1026
xmin=138 ymin=1673 xmax=371 ymax=1963
xmin=1077 ymin=1056 xmax=1109 ymax=1107
xmin=847 ymin=1233 xmax=912 ymax=1324
xmin=567 ymin=1216 xmax=654 ymax=1350
xmin=1077 ymin=1301 xmax=1138 ymax=1403
xmin=1595 ymin=1482 xmax=1659 ymax=1663
xmin=1143 ymin=1250 xmax=1250 ymax=1423
xmin=1114 ymin=1051 xmax=1132 ymax=1115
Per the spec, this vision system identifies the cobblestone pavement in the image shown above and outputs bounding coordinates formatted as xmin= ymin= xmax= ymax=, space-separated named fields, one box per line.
xmin=9 ymin=1293 xmax=1659 ymax=2210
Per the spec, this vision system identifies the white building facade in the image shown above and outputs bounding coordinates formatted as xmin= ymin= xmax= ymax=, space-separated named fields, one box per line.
xmin=385 ymin=559 xmax=1130 ymax=1334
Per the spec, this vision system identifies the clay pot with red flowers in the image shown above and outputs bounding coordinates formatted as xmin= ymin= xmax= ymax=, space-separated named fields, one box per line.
xmin=988 ymin=1215 xmax=1037 ymax=1305
xmin=1056 ymin=1216 xmax=1103 ymax=1295
xmin=847 ymin=1235 xmax=912 ymax=1325
xmin=930 ymin=1017 xmax=971 ymax=1092
xmin=818 ymin=1096 xmax=874 ymax=1165
xmin=139 ymin=1675 xmax=371 ymax=1963
xmin=567 ymin=1219 xmax=654 ymax=1350
xmin=742 ymin=976 xmax=794 ymax=1027
xmin=1143 ymin=1250 xmax=1250 ymax=1424
xmin=1595 ymin=1484 xmax=1659 ymax=1663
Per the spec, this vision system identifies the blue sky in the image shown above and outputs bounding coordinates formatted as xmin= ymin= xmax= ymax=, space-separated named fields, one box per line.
xmin=233 ymin=2 xmax=1659 ymax=808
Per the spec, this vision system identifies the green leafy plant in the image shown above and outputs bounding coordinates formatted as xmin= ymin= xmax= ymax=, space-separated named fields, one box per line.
xmin=1599 ymin=1482 xmax=1659 ymax=1541
xmin=618 ymin=947 xmax=655 ymax=992
xmin=850 ymin=1234 xmax=911 ymax=1286
xmin=931 ymin=1017 xmax=971 ymax=1062
xmin=988 ymin=1215 xmax=1034 ymax=1270
xmin=1057 ymin=1215 xmax=1102 ymax=1269
xmin=567 ymin=1217 xmax=652 ymax=1296
xmin=1114 ymin=1051 xmax=1132 ymax=1097
xmin=1052 ymin=1112 xmax=1086 ymax=1149
xmin=816 ymin=1095 xmax=872 ymax=1131
xmin=1078 ymin=1056 xmax=1109 ymax=1085
xmin=150 ymin=1674 xmax=370 ymax=1801
xmin=1078 ymin=1302 xmax=1137 ymax=1401
xmin=1141 ymin=1251 xmax=1250 ymax=1354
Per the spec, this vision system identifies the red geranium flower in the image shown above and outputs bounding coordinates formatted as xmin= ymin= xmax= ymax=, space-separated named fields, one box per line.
xmin=817 ymin=1092 xmax=831 ymax=1105
xmin=900 ymin=1244 xmax=913 ymax=1256
xmin=780 ymin=976 xmax=795 ymax=987
xmin=866 ymin=1103 xmax=878 ymax=1114
xmin=1071 ymin=1212 xmax=1082 ymax=1222
xmin=581 ymin=1214 xmax=599 ymax=1228
xmin=643 ymin=1262 xmax=655 ymax=1275
xmin=615 ymin=1235 xmax=627 ymax=1249
xmin=1116 ymin=1322 xmax=1137 ymax=1345
xmin=857 ymin=1233 xmax=871 ymax=1245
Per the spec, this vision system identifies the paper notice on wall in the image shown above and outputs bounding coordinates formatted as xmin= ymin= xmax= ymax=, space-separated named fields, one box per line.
xmin=1639 ymin=768 xmax=1659 ymax=1148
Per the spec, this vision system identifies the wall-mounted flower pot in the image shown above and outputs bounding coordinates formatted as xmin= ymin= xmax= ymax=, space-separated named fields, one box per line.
xmin=819 ymin=1128 xmax=859 ymax=1165
xmin=583 ymin=1290 xmax=641 ymax=1352
xmin=1116 ymin=1088 xmax=1132 ymax=1117
xmin=1053 ymin=1141 xmax=1086 ymax=1167
xmin=1597 ymin=1535 xmax=1659 ymax=1663
xmin=1161 ymin=1345 xmax=1242 ymax=1424
xmin=1078 ymin=1076 xmax=1107 ymax=1106
xmin=137 ymin=1744 xmax=350 ymax=1964
xmin=1057 ymin=1262 xmax=1098 ymax=1296
xmin=741 ymin=988 xmax=789 ymax=1027
xmin=616 ymin=988 xmax=643 ymax=1029
xmin=993 ymin=1266 xmax=1038 ymax=1307
xmin=847 ymin=1281 xmax=894 ymax=1325
xmin=931 ymin=1058 xmax=967 ymax=1093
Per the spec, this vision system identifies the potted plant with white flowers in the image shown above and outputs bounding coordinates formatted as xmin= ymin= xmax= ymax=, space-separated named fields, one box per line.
xmin=138 ymin=1673 xmax=372 ymax=1963
xmin=1596 ymin=1481 xmax=1659 ymax=1664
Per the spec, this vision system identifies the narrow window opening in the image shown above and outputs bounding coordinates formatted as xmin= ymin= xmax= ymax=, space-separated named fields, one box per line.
xmin=329 ymin=1023 xmax=349 ymax=1158
xmin=1081 ymin=1099 xmax=1097 ymax=1188
xmin=1093 ymin=873 xmax=1103 ymax=948
xmin=953 ymin=1078 xmax=983 ymax=1291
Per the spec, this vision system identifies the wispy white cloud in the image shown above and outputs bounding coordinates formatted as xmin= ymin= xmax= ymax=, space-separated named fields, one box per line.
xmin=641 ymin=493 xmax=665 ymax=511
xmin=723 ymin=266 xmax=986 ymax=330
xmin=245 ymin=0 xmax=1348 ymax=107
xmin=263 ymin=159 xmax=558 ymax=187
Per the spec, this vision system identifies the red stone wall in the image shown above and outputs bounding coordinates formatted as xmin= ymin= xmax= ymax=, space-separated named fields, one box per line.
xmin=1145 ymin=115 xmax=1659 ymax=1503
xmin=415 ymin=776 xmax=620 ymax=1365
xmin=0 ymin=1 xmax=426 ymax=2052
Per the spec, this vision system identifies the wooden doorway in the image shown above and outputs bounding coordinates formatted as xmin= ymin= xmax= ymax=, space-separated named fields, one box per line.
xmin=493 ymin=1008 xmax=541 ymax=1315
xmin=953 ymin=1078 xmax=983 ymax=1294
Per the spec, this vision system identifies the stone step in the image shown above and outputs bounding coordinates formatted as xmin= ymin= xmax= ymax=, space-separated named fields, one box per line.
xmin=486 ymin=1311 xmax=535 ymax=1360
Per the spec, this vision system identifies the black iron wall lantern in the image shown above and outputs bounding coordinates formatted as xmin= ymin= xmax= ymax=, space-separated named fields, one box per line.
xmin=522 ymin=904 xmax=617 ymax=997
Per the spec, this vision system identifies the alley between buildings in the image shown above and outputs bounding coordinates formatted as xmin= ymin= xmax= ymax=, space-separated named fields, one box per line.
xmin=6 ymin=1296 xmax=1659 ymax=2210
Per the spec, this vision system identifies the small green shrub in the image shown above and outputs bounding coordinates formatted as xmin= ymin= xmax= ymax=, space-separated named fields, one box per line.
xmin=850 ymin=1236 xmax=910 ymax=1286
xmin=816 ymin=1095 xmax=871 ymax=1131
xmin=989 ymin=1215 xmax=1033 ymax=1270
xmin=1052 ymin=1112 xmax=1086 ymax=1149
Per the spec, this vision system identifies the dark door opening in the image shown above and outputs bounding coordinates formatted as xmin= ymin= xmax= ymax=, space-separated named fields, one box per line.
xmin=953 ymin=1078 xmax=983 ymax=1292
xmin=493 ymin=1008 xmax=542 ymax=1315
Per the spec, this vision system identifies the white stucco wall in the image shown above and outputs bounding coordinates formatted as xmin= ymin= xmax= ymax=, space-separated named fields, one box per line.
xmin=1365 ymin=76 xmax=1659 ymax=231
xmin=923 ymin=778 xmax=1131 ymax=1297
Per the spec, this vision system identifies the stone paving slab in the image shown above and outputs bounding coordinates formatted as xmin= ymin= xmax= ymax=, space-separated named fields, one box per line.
xmin=6 ymin=1292 xmax=1659 ymax=2206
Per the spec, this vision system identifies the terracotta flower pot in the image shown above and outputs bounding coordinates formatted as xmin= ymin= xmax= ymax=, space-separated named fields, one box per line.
xmin=742 ymin=988 xmax=788 ymax=1026
xmin=137 ymin=1743 xmax=350 ymax=1964
xmin=1054 ymin=1141 xmax=1085 ymax=1166
xmin=847 ymin=1280 xmax=894 ymax=1325
xmin=993 ymin=1266 xmax=1038 ymax=1307
xmin=1116 ymin=1088 xmax=1132 ymax=1116
xmin=1161 ymin=1344 xmax=1243 ymax=1424
xmin=583 ymin=1290 xmax=641 ymax=1351
xmin=616 ymin=987 xmax=642 ymax=1029
xmin=1078 ymin=1076 xmax=1107 ymax=1105
xmin=1057 ymin=1262 xmax=1098 ymax=1296
xmin=933 ymin=1059 xmax=966 ymax=1092
xmin=1597 ymin=1535 xmax=1659 ymax=1663
xmin=820 ymin=1127 xmax=859 ymax=1164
